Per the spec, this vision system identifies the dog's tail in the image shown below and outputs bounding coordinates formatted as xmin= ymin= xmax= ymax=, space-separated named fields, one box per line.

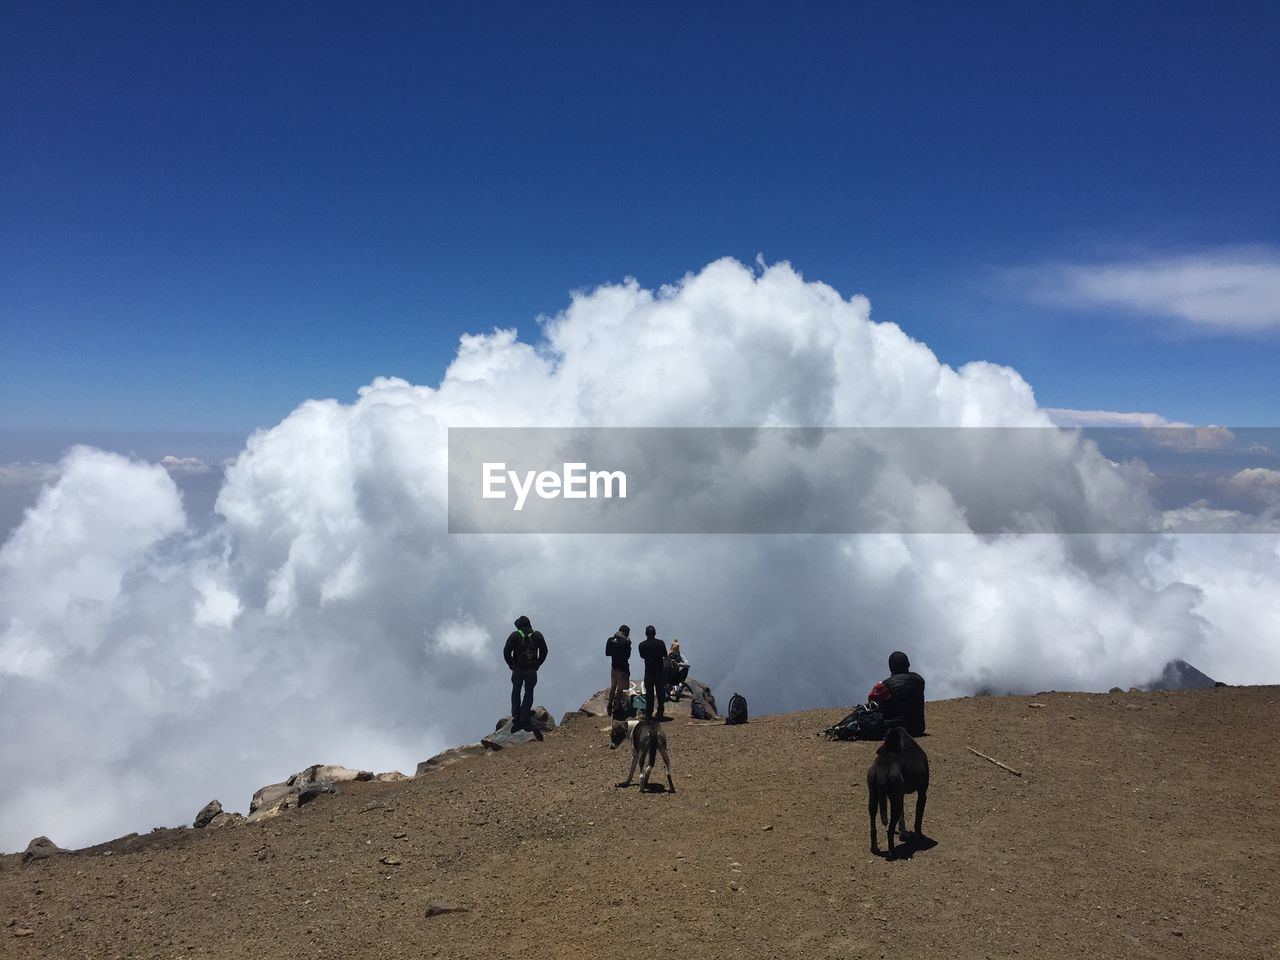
xmin=879 ymin=791 xmax=888 ymax=826
xmin=647 ymin=728 xmax=660 ymax=771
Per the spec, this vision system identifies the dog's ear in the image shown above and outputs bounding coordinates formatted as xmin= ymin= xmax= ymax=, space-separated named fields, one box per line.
xmin=610 ymin=723 xmax=627 ymax=748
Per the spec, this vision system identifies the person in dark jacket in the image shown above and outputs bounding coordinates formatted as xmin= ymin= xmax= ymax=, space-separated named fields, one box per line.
xmin=867 ymin=650 xmax=926 ymax=737
xmin=605 ymin=625 xmax=632 ymax=717
xmin=637 ymin=625 xmax=668 ymax=719
xmin=503 ymin=615 xmax=548 ymax=732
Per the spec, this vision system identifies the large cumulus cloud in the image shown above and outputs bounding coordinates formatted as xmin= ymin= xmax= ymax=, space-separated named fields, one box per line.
xmin=2 ymin=258 xmax=1278 ymax=850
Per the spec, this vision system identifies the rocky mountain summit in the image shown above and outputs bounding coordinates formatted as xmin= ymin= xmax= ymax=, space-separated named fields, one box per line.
xmin=3 ymin=683 xmax=1276 ymax=960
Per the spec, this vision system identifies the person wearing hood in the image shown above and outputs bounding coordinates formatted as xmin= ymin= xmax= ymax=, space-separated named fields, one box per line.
xmin=868 ymin=651 xmax=926 ymax=737
xmin=503 ymin=615 xmax=548 ymax=733
xmin=604 ymin=624 xmax=632 ymax=718
xmin=637 ymin=625 xmax=668 ymax=719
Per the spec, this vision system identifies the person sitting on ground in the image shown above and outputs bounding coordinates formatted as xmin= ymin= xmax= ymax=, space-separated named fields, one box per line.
xmin=665 ymin=638 xmax=690 ymax=699
xmin=503 ymin=615 xmax=548 ymax=733
xmin=637 ymin=625 xmax=668 ymax=719
xmin=867 ymin=650 xmax=926 ymax=737
xmin=605 ymin=625 xmax=632 ymax=717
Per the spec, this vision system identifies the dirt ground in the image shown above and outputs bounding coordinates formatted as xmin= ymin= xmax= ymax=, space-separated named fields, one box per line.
xmin=3 ymin=686 xmax=1277 ymax=959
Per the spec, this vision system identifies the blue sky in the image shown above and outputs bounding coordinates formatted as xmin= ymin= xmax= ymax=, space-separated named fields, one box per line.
xmin=3 ymin=0 xmax=1278 ymax=434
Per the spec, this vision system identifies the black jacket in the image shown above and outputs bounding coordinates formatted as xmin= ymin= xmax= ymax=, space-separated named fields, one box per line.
xmin=637 ymin=636 xmax=668 ymax=680
xmin=879 ymin=670 xmax=926 ymax=736
xmin=605 ymin=633 xmax=631 ymax=672
xmin=504 ymin=628 xmax=548 ymax=672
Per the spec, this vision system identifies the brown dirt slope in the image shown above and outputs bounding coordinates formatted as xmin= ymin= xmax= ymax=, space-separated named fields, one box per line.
xmin=3 ymin=686 xmax=1277 ymax=959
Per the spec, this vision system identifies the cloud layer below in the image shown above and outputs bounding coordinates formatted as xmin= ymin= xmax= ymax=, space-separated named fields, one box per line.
xmin=2 ymin=258 xmax=1279 ymax=850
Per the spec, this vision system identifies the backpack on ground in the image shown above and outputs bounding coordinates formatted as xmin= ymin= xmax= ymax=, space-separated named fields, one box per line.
xmin=823 ymin=704 xmax=885 ymax=741
xmin=690 ymin=699 xmax=712 ymax=720
xmin=725 ymin=692 xmax=748 ymax=725
xmin=630 ymin=693 xmax=648 ymax=715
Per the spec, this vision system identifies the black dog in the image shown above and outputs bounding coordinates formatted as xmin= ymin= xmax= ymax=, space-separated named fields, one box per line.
xmin=866 ymin=726 xmax=929 ymax=859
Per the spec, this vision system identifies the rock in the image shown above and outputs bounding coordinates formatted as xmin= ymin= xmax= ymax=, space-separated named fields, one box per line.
xmin=577 ymin=688 xmax=612 ymax=716
xmin=415 ymin=743 xmax=488 ymax=777
xmin=1028 ymin=702 xmax=1045 ymax=709
xmin=424 ymin=901 xmax=470 ymax=918
xmin=375 ymin=771 xmax=409 ymax=782
xmin=250 ymin=782 xmax=293 ymax=814
xmin=493 ymin=706 xmax=557 ymax=734
xmin=247 ymin=790 xmax=299 ymax=824
xmin=13 ymin=928 xmax=34 ymax=937
xmin=193 ymin=799 xmax=222 ymax=829
xmin=482 ymin=729 xmax=540 ymax=751
xmin=380 ymin=854 xmax=402 ymax=865
xmin=286 ymin=764 xmax=371 ymax=788
xmin=1109 ymin=687 xmax=1124 ymax=694
xmin=205 ymin=812 xmax=246 ymax=830
xmin=22 ymin=836 xmax=64 ymax=865
xmin=297 ymin=782 xmax=337 ymax=807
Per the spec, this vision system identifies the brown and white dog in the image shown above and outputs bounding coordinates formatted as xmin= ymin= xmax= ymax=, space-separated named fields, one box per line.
xmin=611 ymin=717 xmax=675 ymax=793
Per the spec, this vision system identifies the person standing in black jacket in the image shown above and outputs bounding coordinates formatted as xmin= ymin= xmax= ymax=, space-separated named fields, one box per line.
xmin=503 ymin=615 xmax=548 ymax=732
xmin=637 ymin=625 xmax=668 ymax=720
xmin=867 ymin=650 xmax=926 ymax=737
xmin=605 ymin=625 xmax=632 ymax=717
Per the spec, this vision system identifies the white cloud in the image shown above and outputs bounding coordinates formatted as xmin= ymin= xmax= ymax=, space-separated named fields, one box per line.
xmin=2 ymin=257 xmax=1278 ymax=851
xmin=160 ymin=455 xmax=212 ymax=475
xmin=1045 ymin=409 xmax=1235 ymax=451
xmin=1045 ymin=408 xmax=1187 ymax=429
xmin=1006 ymin=249 xmax=1280 ymax=332
xmin=1226 ymin=467 xmax=1280 ymax=504
xmin=0 ymin=461 xmax=60 ymax=488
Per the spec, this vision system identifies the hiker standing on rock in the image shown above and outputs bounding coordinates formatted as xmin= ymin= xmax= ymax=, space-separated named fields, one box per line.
xmin=504 ymin=615 xmax=548 ymax=732
xmin=638 ymin=625 xmax=668 ymax=720
xmin=605 ymin=624 xmax=632 ymax=717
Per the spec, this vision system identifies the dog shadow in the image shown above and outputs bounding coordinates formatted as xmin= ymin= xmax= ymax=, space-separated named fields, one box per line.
xmin=613 ymin=782 xmax=675 ymax=794
xmin=875 ymin=833 xmax=938 ymax=861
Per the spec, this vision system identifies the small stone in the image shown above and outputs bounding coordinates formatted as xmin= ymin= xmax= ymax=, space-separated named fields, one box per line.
xmin=393 ymin=832 xmax=408 ymax=840
xmin=14 ymin=928 xmax=34 ymax=938
xmin=424 ymin=901 xmax=469 ymax=918
xmin=1028 ymin=702 xmax=1045 ymax=709
xmin=762 ymin=824 xmax=774 ymax=831
xmin=380 ymin=855 xmax=402 ymax=866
